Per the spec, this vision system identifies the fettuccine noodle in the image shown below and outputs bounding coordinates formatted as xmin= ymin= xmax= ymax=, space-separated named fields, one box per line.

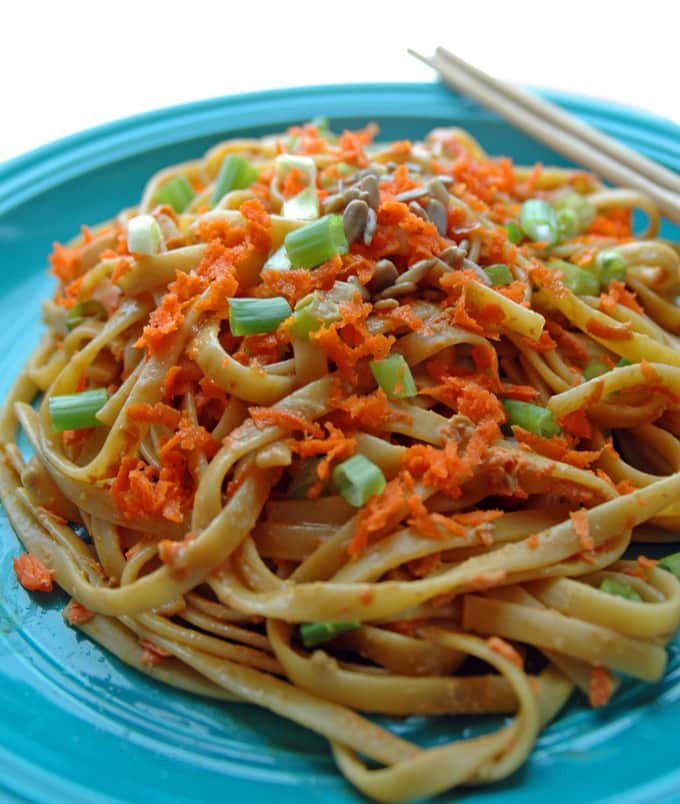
xmin=2 ymin=119 xmax=680 ymax=801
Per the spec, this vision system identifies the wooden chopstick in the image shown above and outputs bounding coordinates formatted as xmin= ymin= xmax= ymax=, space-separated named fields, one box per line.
xmin=410 ymin=47 xmax=680 ymax=225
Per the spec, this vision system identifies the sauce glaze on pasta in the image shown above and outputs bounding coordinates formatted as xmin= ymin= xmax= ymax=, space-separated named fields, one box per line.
xmin=2 ymin=120 xmax=680 ymax=802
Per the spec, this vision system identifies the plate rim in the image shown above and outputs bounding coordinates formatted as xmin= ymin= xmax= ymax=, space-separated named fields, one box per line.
xmin=2 ymin=81 xmax=680 ymax=218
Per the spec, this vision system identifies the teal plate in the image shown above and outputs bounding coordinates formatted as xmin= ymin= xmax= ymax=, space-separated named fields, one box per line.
xmin=1 ymin=83 xmax=680 ymax=804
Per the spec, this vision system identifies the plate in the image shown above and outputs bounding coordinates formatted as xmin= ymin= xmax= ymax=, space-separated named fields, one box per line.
xmin=1 ymin=82 xmax=680 ymax=804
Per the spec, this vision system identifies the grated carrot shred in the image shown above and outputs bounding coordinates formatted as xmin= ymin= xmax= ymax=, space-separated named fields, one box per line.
xmin=13 ymin=553 xmax=54 ymax=592
xmin=570 ymin=508 xmax=594 ymax=551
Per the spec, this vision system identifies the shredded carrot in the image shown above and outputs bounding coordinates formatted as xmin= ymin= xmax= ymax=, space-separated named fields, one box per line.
xmin=135 ymin=292 xmax=184 ymax=355
xmin=585 ymin=318 xmax=633 ymax=341
xmin=139 ymin=638 xmax=172 ymax=666
xmin=288 ymin=421 xmax=356 ymax=498
xmin=157 ymin=531 xmax=198 ymax=576
xmin=527 ymin=533 xmax=540 ymax=550
xmin=599 ymin=280 xmax=643 ymax=315
xmin=570 ymin=508 xmax=594 ymax=551
xmin=350 ymin=472 xmax=414 ymax=557
xmin=65 ymin=601 xmax=95 ymax=625
xmin=49 ymin=242 xmax=81 ymax=283
xmin=512 ymin=426 xmax=601 ymax=469
xmin=111 ymin=456 xmax=189 ymax=524
xmin=311 ymin=300 xmax=394 ymax=383
xmin=487 ymin=636 xmax=524 ymax=668
xmin=127 ymin=402 xmax=181 ymax=429
xmin=249 ymin=408 xmax=323 ymax=437
xmin=589 ymin=666 xmax=616 ymax=707
xmin=638 ymin=555 xmax=658 ymax=570
xmin=13 ymin=553 xmax=54 ymax=592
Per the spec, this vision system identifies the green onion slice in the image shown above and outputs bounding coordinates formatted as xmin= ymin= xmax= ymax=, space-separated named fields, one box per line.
xmin=595 ymin=249 xmax=627 ymax=286
xmin=154 ymin=175 xmax=195 ymax=213
xmin=289 ymin=281 xmax=359 ymax=339
xmin=599 ymin=577 xmax=642 ymax=601
xmin=49 ymin=388 xmax=108 ymax=433
xmin=554 ymin=192 xmax=595 ymax=239
xmin=300 ymin=620 xmax=361 ymax=647
xmin=484 ymin=263 xmax=513 ymax=286
xmin=212 ymin=155 xmax=259 ymax=205
xmin=659 ymin=551 xmax=680 ymax=579
xmin=332 ymin=454 xmax=386 ymax=507
xmin=228 ymin=296 xmax=292 ymax=336
xmin=520 ymin=199 xmax=559 ymax=245
xmin=506 ymin=221 xmax=523 ymax=245
xmin=127 ymin=214 xmax=163 ymax=255
xmin=502 ymin=399 xmax=561 ymax=438
xmin=275 ymin=154 xmax=317 ymax=186
xmin=549 ymin=260 xmax=600 ymax=296
xmin=284 ymin=214 xmax=349 ymax=269
xmin=65 ymin=300 xmax=106 ymax=332
xmin=263 ymin=245 xmax=292 ymax=272
xmin=583 ymin=359 xmax=609 ymax=380
xmin=617 ymin=357 xmax=633 ymax=367
xmin=282 ymin=186 xmax=320 ymax=220
xmin=370 ymin=354 xmax=417 ymax=399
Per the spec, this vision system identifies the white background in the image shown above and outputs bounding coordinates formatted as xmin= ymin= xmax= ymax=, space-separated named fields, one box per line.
xmin=2 ymin=0 xmax=677 ymax=164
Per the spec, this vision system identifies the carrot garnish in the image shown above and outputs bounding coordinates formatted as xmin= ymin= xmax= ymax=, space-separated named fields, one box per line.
xmin=487 ymin=636 xmax=524 ymax=668
xmin=570 ymin=508 xmax=594 ymax=552
xmin=13 ymin=553 xmax=54 ymax=592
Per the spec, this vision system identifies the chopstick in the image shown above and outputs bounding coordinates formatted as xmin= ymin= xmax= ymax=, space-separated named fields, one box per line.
xmin=410 ymin=47 xmax=680 ymax=225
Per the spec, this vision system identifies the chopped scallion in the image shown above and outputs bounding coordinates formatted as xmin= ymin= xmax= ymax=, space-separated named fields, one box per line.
xmin=583 ymin=360 xmax=609 ymax=380
xmin=502 ymin=399 xmax=561 ymax=438
xmin=549 ymin=260 xmax=600 ymax=296
xmin=127 ymin=214 xmax=163 ymax=255
xmin=595 ymin=249 xmax=627 ymax=286
xmin=484 ymin=263 xmax=513 ymax=286
xmin=289 ymin=281 xmax=358 ymax=338
xmin=370 ymin=354 xmax=417 ymax=399
xmin=554 ymin=192 xmax=595 ymax=239
xmin=228 ymin=296 xmax=292 ymax=336
xmin=520 ymin=199 xmax=559 ymax=245
xmin=332 ymin=454 xmax=386 ymax=507
xmin=282 ymin=186 xmax=320 ymax=220
xmin=263 ymin=245 xmax=292 ymax=272
xmin=599 ymin=577 xmax=642 ymax=601
xmin=659 ymin=551 xmax=680 ymax=579
xmin=49 ymin=388 xmax=108 ymax=433
xmin=65 ymin=300 xmax=106 ymax=332
xmin=284 ymin=214 xmax=348 ymax=269
xmin=154 ymin=175 xmax=195 ymax=213
xmin=212 ymin=155 xmax=259 ymax=205
xmin=300 ymin=620 xmax=361 ymax=647
xmin=617 ymin=357 xmax=633 ymax=367
xmin=275 ymin=154 xmax=316 ymax=186
xmin=506 ymin=221 xmax=523 ymax=244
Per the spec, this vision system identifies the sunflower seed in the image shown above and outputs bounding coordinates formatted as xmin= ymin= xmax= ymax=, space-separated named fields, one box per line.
xmin=363 ymin=206 xmax=377 ymax=246
xmin=396 ymin=186 xmax=429 ymax=203
xmin=375 ymin=280 xmax=417 ymax=300
xmin=427 ymin=178 xmax=451 ymax=206
xmin=343 ymin=199 xmax=369 ymax=244
xmin=425 ymin=198 xmax=448 ymax=235
xmin=397 ymin=258 xmax=436 ymax=285
xmin=409 ymin=201 xmax=429 ymax=221
xmin=368 ymin=259 xmax=399 ymax=294
xmin=359 ymin=174 xmax=380 ymax=209
xmin=373 ymin=298 xmax=400 ymax=311
xmin=438 ymin=245 xmax=467 ymax=268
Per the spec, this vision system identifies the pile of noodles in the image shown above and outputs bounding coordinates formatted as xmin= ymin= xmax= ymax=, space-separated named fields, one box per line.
xmin=1 ymin=120 xmax=680 ymax=802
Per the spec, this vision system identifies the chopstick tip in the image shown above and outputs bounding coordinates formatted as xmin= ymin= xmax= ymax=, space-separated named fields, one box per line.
xmin=407 ymin=48 xmax=436 ymax=69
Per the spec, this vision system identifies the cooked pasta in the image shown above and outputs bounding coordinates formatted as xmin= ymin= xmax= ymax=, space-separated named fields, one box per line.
xmin=2 ymin=119 xmax=680 ymax=802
